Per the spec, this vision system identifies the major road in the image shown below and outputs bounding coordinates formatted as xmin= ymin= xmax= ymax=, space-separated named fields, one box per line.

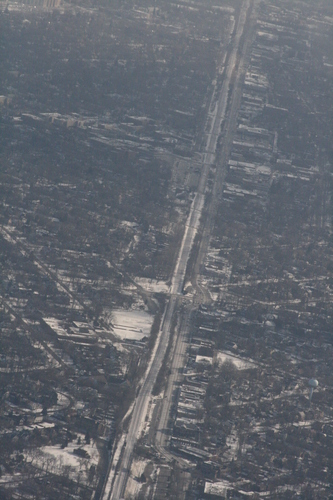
xmin=102 ymin=1 xmax=254 ymax=497
xmin=154 ymin=0 xmax=254 ymax=457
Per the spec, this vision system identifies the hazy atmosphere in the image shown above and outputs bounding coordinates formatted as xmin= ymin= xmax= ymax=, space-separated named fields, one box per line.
xmin=0 ymin=0 xmax=333 ymax=498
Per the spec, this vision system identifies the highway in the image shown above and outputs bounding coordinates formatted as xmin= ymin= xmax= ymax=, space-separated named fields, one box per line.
xmin=103 ymin=189 xmax=205 ymax=499
xmin=154 ymin=0 xmax=254 ymax=456
xmin=103 ymin=294 xmax=179 ymax=500
xmin=102 ymin=1 xmax=254 ymax=498
xmin=154 ymin=305 xmax=191 ymax=455
xmin=103 ymin=171 xmax=207 ymax=500
xmin=103 ymin=139 xmax=208 ymax=500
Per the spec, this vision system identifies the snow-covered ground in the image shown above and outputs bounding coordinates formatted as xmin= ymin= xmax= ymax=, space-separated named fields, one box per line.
xmin=204 ymin=479 xmax=233 ymax=497
xmin=196 ymin=355 xmax=213 ymax=365
xmin=125 ymin=457 xmax=149 ymax=498
xmin=134 ymin=277 xmax=169 ymax=294
xmin=217 ymin=351 xmax=256 ymax=370
xmin=224 ymin=429 xmax=239 ymax=460
xmin=140 ymin=395 xmax=160 ymax=437
xmin=102 ymin=434 xmax=126 ymax=498
xmin=112 ymin=309 xmax=154 ymax=341
xmin=25 ymin=434 xmax=99 ymax=481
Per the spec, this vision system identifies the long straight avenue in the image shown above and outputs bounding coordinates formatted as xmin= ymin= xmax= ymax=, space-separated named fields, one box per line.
xmin=102 ymin=1 xmax=254 ymax=498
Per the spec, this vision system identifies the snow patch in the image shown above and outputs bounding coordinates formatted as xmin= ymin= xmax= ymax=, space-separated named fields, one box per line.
xmin=135 ymin=277 xmax=169 ymax=293
xmin=217 ymin=351 xmax=256 ymax=370
xmin=112 ymin=309 xmax=154 ymax=341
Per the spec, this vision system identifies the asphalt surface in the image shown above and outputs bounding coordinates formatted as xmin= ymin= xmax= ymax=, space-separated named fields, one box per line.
xmin=154 ymin=0 xmax=253 ymax=456
xmin=154 ymin=306 xmax=191 ymax=454
xmin=104 ymin=294 xmax=178 ymax=500
xmin=102 ymin=1 xmax=254 ymax=498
